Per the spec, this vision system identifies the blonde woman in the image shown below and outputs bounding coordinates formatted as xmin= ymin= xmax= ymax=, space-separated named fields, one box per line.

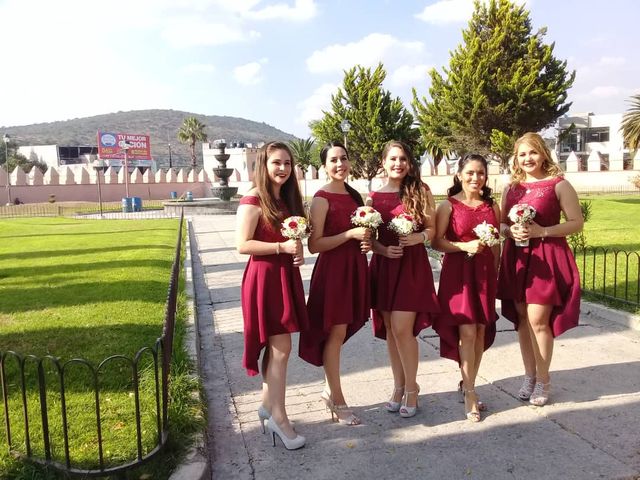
xmin=498 ymin=132 xmax=583 ymax=407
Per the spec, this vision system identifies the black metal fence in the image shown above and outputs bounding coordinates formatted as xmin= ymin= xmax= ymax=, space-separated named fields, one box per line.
xmin=0 ymin=201 xmax=173 ymax=219
xmin=574 ymin=246 xmax=640 ymax=307
xmin=0 ymin=212 xmax=184 ymax=477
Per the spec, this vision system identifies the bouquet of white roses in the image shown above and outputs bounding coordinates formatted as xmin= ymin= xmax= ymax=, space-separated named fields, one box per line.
xmin=469 ymin=221 xmax=501 ymax=257
xmin=281 ymin=216 xmax=310 ymax=239
xmin=508 ymin=203 xmax=537 ymax=247
xmin=388 ymin=213 xmax=417 ymax=237
xmin=351 ymin=206 xmax=383 ymax=229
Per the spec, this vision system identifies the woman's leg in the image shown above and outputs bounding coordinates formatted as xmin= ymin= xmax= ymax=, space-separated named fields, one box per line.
xmin=526 ymin=303 xmax=554 ymax=384
xmin=458 ymin=323 xmax=478 ymax=390
xmin=322 ymin=324 xmax=348 ymax=406
xmin=265 ymin=333 xmax=295 ymax=438
xmin=383 ymin=311 xmax=406 ymax=405
xmin=515 ymin=302 xmax=537 ymax=377
xmin=261 ymin=347 xmax=270 ymax=410
xmin=459 ymin=323 xmax=479 ymax=417
xmin=389 ymin=311 xmax=419 ymax=408
xmin=472 ymin=325 xmax=486 ymax=380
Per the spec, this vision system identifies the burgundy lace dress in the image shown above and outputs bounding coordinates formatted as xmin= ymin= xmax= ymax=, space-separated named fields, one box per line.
xmin=239 ymin=195 xmax=309 ymax=376
xmin=369 ymin=191 xmax=439 ymax=339
xmin=299 ymin=190 xmax=369 ymax=366
xmin=434 ymin=197 xmax=499 ymax=363
xmin=497 ymin=177 xmax=580 ymax=336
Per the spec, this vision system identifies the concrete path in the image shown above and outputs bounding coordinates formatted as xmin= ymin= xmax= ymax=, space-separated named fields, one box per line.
xmin=189 ymin=214 xmax=640 ymax=480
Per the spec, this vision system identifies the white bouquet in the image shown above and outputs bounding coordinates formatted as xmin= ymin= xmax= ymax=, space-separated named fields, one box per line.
xmin=508 ymin=203 xmax=537 ymax=247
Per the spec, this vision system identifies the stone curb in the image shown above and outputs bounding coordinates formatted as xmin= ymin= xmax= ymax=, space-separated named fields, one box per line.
xmin=168 ymin=218 xmax=210 ymax=480
xmin=581 ymin=299 xmax=640 ymax=331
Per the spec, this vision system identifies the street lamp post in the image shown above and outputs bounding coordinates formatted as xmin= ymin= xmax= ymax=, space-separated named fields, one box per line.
xmin=120 ymin=140 xmax=132 ymax=198
xmin=168 ymin=141 xmax=173 ymax=168
xmin=2 ymin=134 xmax=11 ymax=205
xmin=94 ymin=160 xmax=105 ymax=218
xmin=340 ymin=119 xmax=351 ymax=149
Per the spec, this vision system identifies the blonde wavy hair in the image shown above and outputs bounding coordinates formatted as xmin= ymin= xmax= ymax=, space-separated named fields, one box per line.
xmin=381 ymin=140 xmax=434 ymax=227
xmin=511 ymin=132 xmax=563 ymax=184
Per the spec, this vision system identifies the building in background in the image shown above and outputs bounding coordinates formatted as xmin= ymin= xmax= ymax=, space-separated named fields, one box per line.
xmin=557 ymin=112 xmax=631 ymax=171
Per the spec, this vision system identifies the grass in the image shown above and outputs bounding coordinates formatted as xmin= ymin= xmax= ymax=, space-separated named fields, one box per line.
xmin=573 ymin=195 xmax=640 ymax=314
xmin=0 ymin=217 xmax=203 ymax=479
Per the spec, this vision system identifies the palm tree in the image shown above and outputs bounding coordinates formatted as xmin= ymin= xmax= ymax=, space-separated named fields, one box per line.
xmin=288 ymin=137 xmax=317 ymax=200
xmin=621 ymin=94 xmax=640 ymax=154
xmin=177 ymin=117 xmax=208 ymax=169
xmin=423 ymin=136 xmax=452 ymax=173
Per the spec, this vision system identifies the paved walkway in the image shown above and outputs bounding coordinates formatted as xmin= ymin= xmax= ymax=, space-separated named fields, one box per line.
xmin=189 ymin=214 xmax=640 ymax=480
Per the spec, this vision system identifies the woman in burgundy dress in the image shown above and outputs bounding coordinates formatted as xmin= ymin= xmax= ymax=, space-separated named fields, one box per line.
xmin=236 ymin=141 xmax=308 ymax=450
xmin=498 ymin=132 xmax=583 ymax=406
xmin=432 ymin=154 xmax=500 ymax=422
xmin=369 ymin=140 xmax=439 ymax=418
xmin=299 ymin=141 xmax=370 ymax=426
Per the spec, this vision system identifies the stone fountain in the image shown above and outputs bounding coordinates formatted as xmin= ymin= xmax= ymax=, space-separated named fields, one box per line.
xmin=210 ymin=140 xmax=238 ymax=201
xmin=162 ymin=139 xmax=240 ymax=216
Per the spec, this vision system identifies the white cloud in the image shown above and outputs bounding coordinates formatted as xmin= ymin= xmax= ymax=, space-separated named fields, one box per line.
xmin=307 ymin=34 xmax=424 ymax=74
xmin=212 ymin=0 xmax=317 ymax=21
xmin=589 ymin=86 xmax=622 ymax=98
xmin=390 ymin=64 xmax=432 ymax=87
xmin=415 ymin=0 xmax=530 ymax=24
xmin=180 ymin=64 xmax=216 ymax=74
xmin=233 ymin=58 xmax=269 ymax=85
xmin=296 ymin=83 xmax=338 ymax=125
xmin=599 ymin=56 xmax=626 ymax=67
xmin=415 ymin=0 xmax=475 ymax=24
xmin=245 ymin=0 xmax=317 ymax=21
xmin=162 ymin=18 xmax=260 ymax=48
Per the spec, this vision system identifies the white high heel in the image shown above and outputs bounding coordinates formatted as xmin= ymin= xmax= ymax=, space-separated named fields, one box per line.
xmin=266 ymin=417 xmax=305 ymax=450
xmin=385 ymin=385 xmax=405 ymax=412
xmin=399 ymin=386 xmax=420 ymax=418
xmin=257 ymin=405 xmax=270 ymax=434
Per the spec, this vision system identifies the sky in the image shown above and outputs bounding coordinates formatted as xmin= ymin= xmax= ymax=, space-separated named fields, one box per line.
xmin=0 ymin=0 xmax=638 ymax=140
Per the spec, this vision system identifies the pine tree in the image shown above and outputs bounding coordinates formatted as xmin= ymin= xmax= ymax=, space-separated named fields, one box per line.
xmin=311 ymin=63 xmax=417 ymax=184
xmin=413 ymin=0 xmax=575 ymax=170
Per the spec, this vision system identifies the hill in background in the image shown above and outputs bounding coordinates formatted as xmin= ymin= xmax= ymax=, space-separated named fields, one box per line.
xmin=1 ymin=109 xmax=298 ymax=167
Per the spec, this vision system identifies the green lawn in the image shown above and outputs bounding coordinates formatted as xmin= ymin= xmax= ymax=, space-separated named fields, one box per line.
xmin=0 ymin=217 xmax=202 ymax=479
xmin=574 ymin=195 xmax=640 ymax=312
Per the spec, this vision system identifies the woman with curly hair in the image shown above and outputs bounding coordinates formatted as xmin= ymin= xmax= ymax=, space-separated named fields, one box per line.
xmin=369 ymin=140 xmax=439 ymax=418
xmin=498 ymin=132 xmax=583 ymax=407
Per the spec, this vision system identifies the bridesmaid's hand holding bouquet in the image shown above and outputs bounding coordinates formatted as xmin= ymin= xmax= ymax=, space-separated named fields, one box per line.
xmin=468 ymin=221 xmax=501 ymax=257
xmin=508 ymin=204 xmax=537 ymax=247
xmin=388 ymin=213 xmax=424 ymax=248
xmin=351 ymin=206 xmax=383 ymax=254
xmin=281 ymin=216 xmax=310 ymax=266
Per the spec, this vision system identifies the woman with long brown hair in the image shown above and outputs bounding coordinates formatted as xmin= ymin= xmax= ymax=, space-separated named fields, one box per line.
xmin=299 ymin=141 xmax=370 ymax=426
xmin=236 ymin=141 xmax=308 ymax=449
xmin=369 ymin=140 xmax=439 ymax=418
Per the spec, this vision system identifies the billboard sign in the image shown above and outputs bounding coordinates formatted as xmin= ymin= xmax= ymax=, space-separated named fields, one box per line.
xmin=97 ymin=131 xmax=153 ymax=166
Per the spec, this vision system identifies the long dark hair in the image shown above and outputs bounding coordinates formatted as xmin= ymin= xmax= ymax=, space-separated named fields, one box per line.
xmin=320 ymin=141 xmax=363 ymax=207
xmin=253 ymin=141 xmax=305 ymax=229
xmin=447 ymin=153 xmax=494 ymax=205
xmin=381 ymin=140 xmax=433 ymax=226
